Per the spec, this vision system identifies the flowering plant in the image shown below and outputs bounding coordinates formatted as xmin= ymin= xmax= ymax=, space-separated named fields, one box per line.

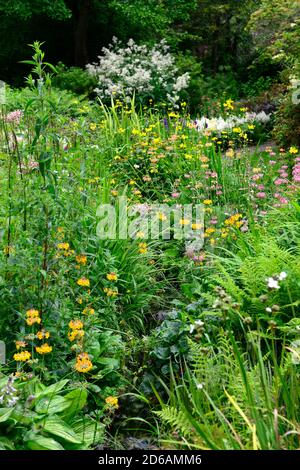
xmin=86 ymin=38 xmax=190 ymax=106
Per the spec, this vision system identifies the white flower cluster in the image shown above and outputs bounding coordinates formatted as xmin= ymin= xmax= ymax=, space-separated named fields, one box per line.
xmin=0 ymin=375 xmax=18 ymax=408
xmin=195 ymin=111 xmax=271 ymax=134
xmin=86 ymin=38 xmax=190 ymax=106
xmin=267 ymin=272 xmax=287 ymax=290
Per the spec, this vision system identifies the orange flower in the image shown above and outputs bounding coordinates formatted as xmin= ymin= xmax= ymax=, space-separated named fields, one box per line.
xmin=26 ymin=309 xmax=41 ymax=326
xmin=69 ymin=319 xmax=84 ymax=330
xmin=75 ymin=352 xmax=93 ymax=373
xmin=76 ymin=254 xmax=87 ymax=265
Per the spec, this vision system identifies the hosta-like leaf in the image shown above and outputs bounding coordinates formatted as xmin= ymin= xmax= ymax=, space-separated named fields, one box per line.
xmin=27 ymin=436 xmax=64 ymax=450
xmin=63 ymin=388 xmax=88 ymax=418
xmin=42 ymin=416 xmax=82 ymax=444
xmin=72 ymin=418 xmax=105 ymax=447
xmin=34 ymin=379 xmax=69 ymax=399
xmin=0 ymin=408 xmax=13 ymax=423
xmin=35 ymin=395 xmax=69 ymax=414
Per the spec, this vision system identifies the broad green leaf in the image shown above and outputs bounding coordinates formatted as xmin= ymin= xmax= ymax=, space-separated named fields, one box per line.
xmin=27 ymin=436 xmax=64 ymax=450
xmin=35 ymin=395 xmax=69 ymax=414
xmin=0 ymin=436 xmax=15 ymax=450
xmin=0 ymin=408 xmax=13 ymax=423
xmin=72 ymin=418 xmax=105 ymax=447
xmin=34 ymin=379 xmax=69 ymax=399
xmin=63 ymin=388 xmax=88 ymax=418
xmin=97 ymin=357 xmax=119 ymax=369
xmin=42 ymin=416 xmax=82 ymax=444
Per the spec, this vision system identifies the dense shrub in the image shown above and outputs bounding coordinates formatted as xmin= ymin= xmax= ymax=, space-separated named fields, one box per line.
xmin=52 ymin=63 xmax=97 ymax=96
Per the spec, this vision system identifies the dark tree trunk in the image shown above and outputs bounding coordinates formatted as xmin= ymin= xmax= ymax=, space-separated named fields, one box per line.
xmin=212 ymin=16 xmax=221 ymax=73
xmin=74 ymin=0 xmax=91 ymax=66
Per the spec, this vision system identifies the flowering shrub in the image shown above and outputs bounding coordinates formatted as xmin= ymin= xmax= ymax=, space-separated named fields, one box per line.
xmin=86 ymin=37 xmax=190 ymax=106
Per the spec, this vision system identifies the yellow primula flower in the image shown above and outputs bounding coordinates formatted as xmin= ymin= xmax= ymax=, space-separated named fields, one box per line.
xmin=36 ymin=343 xmax=52 ymax=355
xmin=13 ymin=351 xmax=31 ymax=362
xmin=106 ymin=272 xmax=118 ymax=281
xmin=75 ymin=352 xmax=93 ymax=373
xmin=69 ymin=319 xmax=84 ymax=330
xmin=105 ymin=396 xmax=119 ymax=409
xmin=76 ymin=254 xmax=87 ymax=265
xmin=36 ymin=330 xmax=50 ymax=340
xmin=82 ymin=307 xmax=95 ymax=315
xmin=77 ymin=277 xmax=90 ymax=287
xmin=68 ymin=329 xmax=84 ymax=342
xmin=26 ymin=309 xmax=41 ymax=326
xmin=57 ymin=243 xmax=70 ymax=250
xmin=138 ymin=242 xmax=148 ymax=254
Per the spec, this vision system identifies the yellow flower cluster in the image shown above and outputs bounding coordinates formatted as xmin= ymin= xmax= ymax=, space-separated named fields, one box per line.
xmin=138 ymin=242 xmax=148 ymax=254
xmin=105 ymin=396 xmax=119 ymax=409
xmin=68 ymin=329 xmax=84 ymax=342
xmin=36 ymin=343 xmax=52 ymax=355
xmin=13 ymin=351 xmax=31 ymax=362
xmin=56 ymin=241 xmax=75 ymax=258
xmin=76 ymin=254 xmax=87 ymax=266
xmin=26 ymin=309 xmax=41 ymax=326
xmin=179 ymin=218 xmax=190 ymax=226
xmin=104 ymin=287 xmax=118 ymax=297
xmin=77 ymin=277 xmax=90 ymax=287
xmin=225 ymin=213 xmax=243 ymax=228
xmin=57 ymin=242 xmax=69 ymax=250
xmin=75 ymin=352 xmax=93 ymax=373
xmin=192 ymin=223 xmax=203 ymax=230
xmin=224 ymin=99 xmax=234 ymax=110
xmin=69 ymin=319 xmax=83 ymax=330
xmin=36 ymin=330 xmax=50 ymax=340
xmin=226 ymin=148 xmax=235 ymax=158
xmin=68 ymin=319 xmax=84 ymax=342
xmin=13 ymin=307 xmax=53 ymax=364
xmin=82 ymin=307 xmax=95 ymax=315
xmin=106 ymin=272 xmax=118 ymax=281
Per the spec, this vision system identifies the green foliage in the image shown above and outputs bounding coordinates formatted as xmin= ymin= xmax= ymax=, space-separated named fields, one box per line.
xmin=154 ymin=334 xmax=300 ymax=449
xmin=0 ymin=375 xmax=104 ymax=450
xmin=272 ymin=79 xmax=300 ymax=147
xmin=1 ymin=41 xmax=300 ymax=450
xmin=0 ymin=0 xmax=71 ymax=21
xmin=53 ymin=63 xmax=97 ymax=96
xmin=248 ymin=0 xmax=300 ymax=69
